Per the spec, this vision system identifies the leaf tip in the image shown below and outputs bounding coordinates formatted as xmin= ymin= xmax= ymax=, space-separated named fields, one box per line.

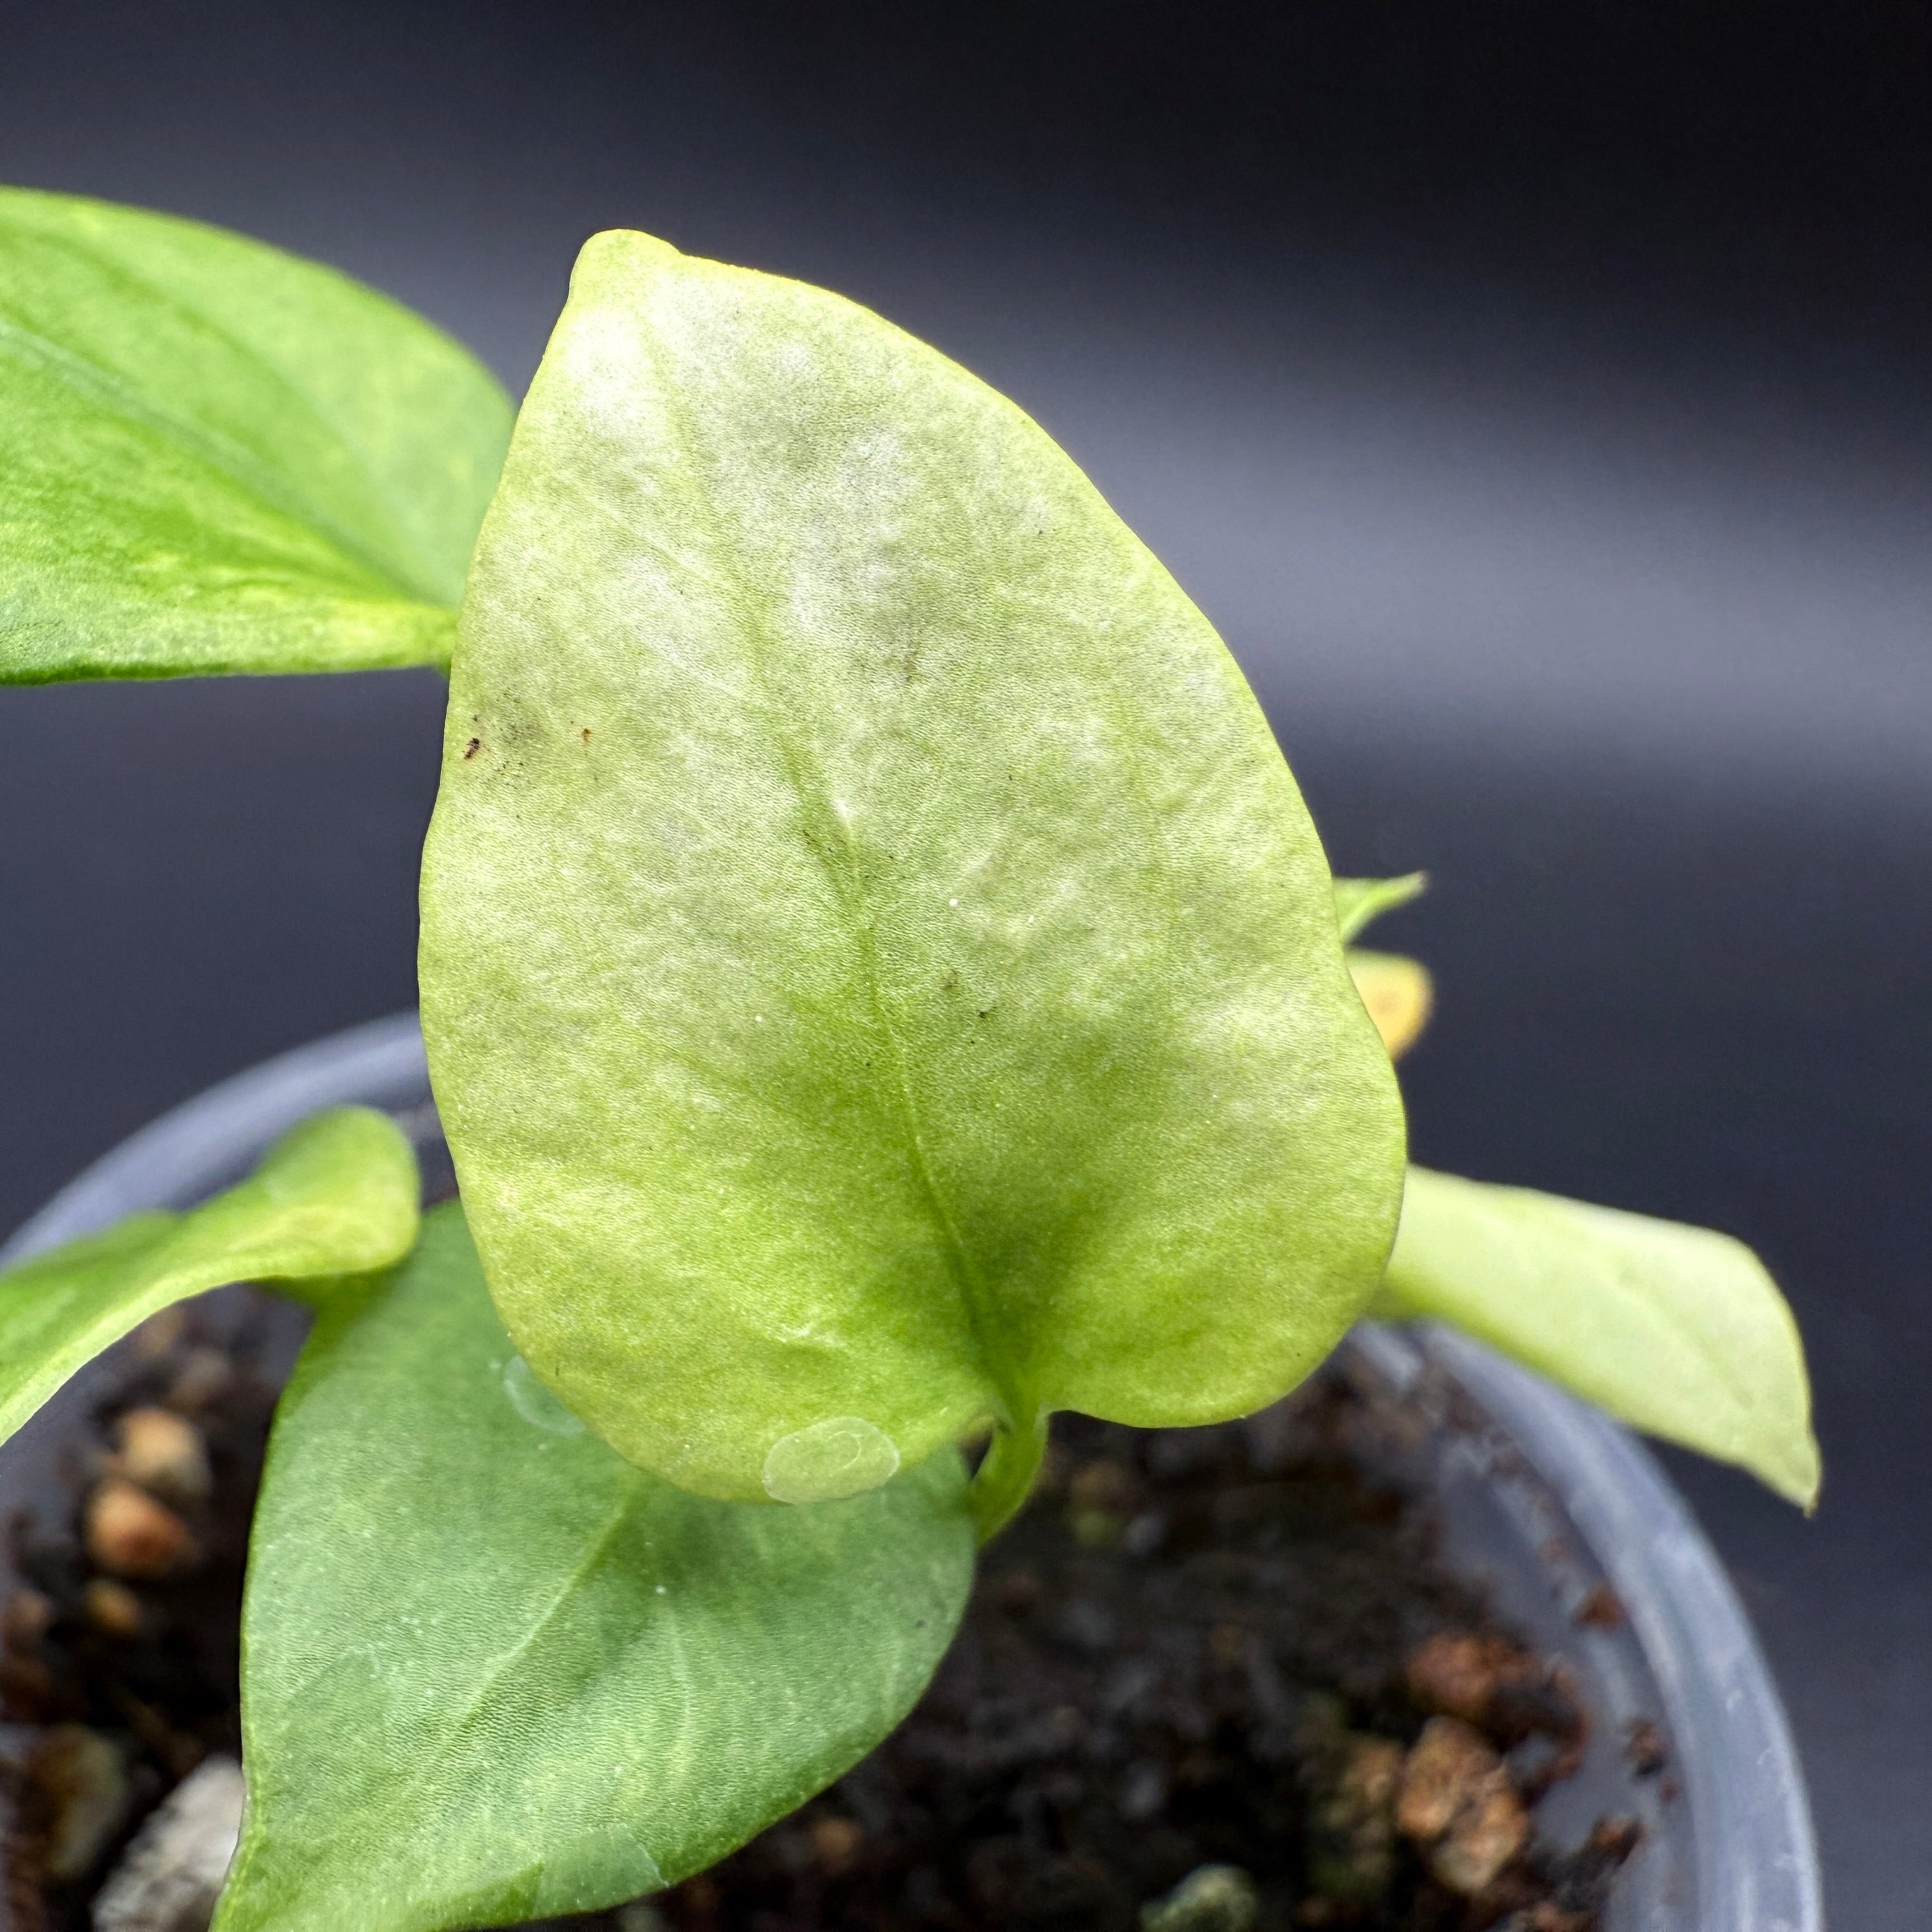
xmin=1765 ymin=1430 xmax=1823 ymax=1514
xmin=1332 ymin=871 xmax=1430 ymax=944
xmin=573 ymin=227 xmax=684 ymax=291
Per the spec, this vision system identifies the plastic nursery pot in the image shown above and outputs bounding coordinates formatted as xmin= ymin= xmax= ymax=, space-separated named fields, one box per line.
xmin=0 ymin=1015 xmax=1823 ymax=1932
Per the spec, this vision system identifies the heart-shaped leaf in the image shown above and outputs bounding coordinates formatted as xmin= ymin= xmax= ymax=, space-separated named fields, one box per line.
xmin=419 ymin=231 xmax=1406 ymax=1508
xmin=214 ymin=1204 xmax=974 ymax=1932
xmin=1381 ymin=1165 xmax=1820 ymax=1506
xmin=0 ymin=1107 xmax=418 ymax=1445
xmin=0 ymin=188 xmax=512 ymax=682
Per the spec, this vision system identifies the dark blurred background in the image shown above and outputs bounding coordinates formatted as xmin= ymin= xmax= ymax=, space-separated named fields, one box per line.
xmin=2 ymin=2 xmax=1927 ymax=1919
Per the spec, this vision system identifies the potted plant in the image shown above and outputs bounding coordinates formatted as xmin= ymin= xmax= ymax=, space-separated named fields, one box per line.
xmin=0 ymin=189 xmax=1817 ymax=1932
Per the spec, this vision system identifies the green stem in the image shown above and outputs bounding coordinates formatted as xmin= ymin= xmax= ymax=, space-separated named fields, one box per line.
xmin=969 ymin=1410 xmax=1048 ymax=1544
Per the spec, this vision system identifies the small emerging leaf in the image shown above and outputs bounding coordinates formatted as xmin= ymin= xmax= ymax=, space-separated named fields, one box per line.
xmin=0 ymin=188 xmax=513 ymax=682
xmin=1347 ymin=949 xmax=1434 ymax=1060
xmin=1332 ymin=873 xmax=1427 ymax=943
xmin=420 ymin=231 xmax=1405 ymax=1503
xmin=215 ymin=1205 xmax=973 ymax=1932
xmin=1381 ymin=1165 xmax=1820 ymax=1506
xmin=0 ymin=1107 xmax=418 ymax=1446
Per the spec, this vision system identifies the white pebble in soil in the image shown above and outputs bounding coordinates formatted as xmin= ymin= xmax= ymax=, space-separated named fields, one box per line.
xmin=1139 ymin=1864 xmax=1258 ymax=1932
xmin=92 ymin=1755 xmax=245 ymax=1932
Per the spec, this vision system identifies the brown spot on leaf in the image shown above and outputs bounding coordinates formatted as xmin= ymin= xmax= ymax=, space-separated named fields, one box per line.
xmin=463 ymin=738 xmax=481 ymax=759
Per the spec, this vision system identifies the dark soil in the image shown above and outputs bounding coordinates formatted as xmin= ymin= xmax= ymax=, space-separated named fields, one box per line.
xmin=624 ymin=1393 xmax=1637 ymax=1932
xmin=0 ymin=1298 xmax=285 ymax=1932
xmin=0 ymin=1300 xmax=1639 ymax=1932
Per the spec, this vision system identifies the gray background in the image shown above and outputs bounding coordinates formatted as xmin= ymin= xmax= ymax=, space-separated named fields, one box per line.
xmin=1 ymin=4 xmax=1927 ymax=1921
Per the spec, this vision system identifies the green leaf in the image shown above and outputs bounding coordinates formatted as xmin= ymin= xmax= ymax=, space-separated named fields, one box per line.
xmin=0 ymin=188 xmax=513 ymax=682
xmin=1380 ymin=1165 xmax=1820 ymax=1506
xmin=1332 ymin=873 xmax=1427 ymax=943
xmin=0 ymin=1107 xmax=418 ymax=1445
xmin=418 ymin=230 xmax=1406 ymax=1505
xmin=215 ymin=1204 xmax=973 ymax=1932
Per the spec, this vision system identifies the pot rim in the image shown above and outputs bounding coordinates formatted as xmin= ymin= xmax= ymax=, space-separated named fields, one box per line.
xmin=1 ymin=1011 xmax=1823 ymax=1932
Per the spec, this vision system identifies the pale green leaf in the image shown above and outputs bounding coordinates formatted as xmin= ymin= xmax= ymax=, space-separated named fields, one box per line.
xmin=215 ymin=1204 xmax=973 ymax=1932
xmin=0 ymin=1107 xmax=418 ymax=1445
xmin=1332 ymin=872 xmax=1427 ymax=942
xmin=419 ymin=230 xmax=1406 ymax=1506
xmin=1380 ymin=1165 xmax=1820 ymax=1506
xmin=0 ymin=188 xmax=513 ymax=682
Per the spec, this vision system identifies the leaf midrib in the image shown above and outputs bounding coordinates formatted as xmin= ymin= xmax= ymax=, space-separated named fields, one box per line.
xmin=641 ymin=319 xmax=1016 ymax=1423
xmin=0 ymin=282 xmax=443 ymax=606
xmin=259 ymin=1476 xmax=644 ymax=1866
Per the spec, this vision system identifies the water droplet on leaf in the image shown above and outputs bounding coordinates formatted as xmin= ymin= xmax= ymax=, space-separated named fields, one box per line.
xmin=502 ymin=1354 xmax=588 ymax=1436
xmin=762 ymin=1416 xmax=900 ymax=1503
